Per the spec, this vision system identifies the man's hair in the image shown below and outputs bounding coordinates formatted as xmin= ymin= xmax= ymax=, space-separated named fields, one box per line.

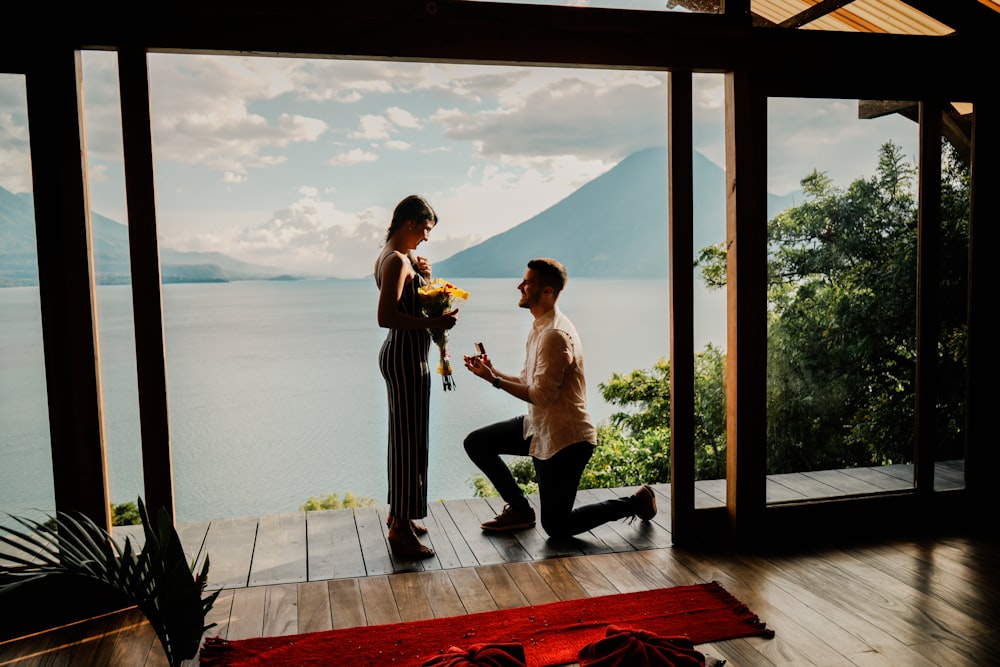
xmin=527 ymin=258 xmax=568 ymax=295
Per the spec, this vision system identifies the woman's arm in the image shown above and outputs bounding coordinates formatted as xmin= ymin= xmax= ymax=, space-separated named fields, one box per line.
xmin=376 ymin=251 xmax=457 ymax=330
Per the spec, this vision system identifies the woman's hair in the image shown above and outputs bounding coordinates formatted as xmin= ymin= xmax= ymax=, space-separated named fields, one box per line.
xmin=385 ymin=195 xmax=437 ymax=242
xmin=528 ymin=257 xmax=568 ymax=295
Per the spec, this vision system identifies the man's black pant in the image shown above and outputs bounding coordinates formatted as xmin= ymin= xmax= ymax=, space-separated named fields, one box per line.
xmin=464 ymin=415 xmax=640 ymax=537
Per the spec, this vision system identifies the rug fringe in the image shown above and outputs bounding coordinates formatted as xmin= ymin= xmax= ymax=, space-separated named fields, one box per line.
xmin=199 ymin=636 xmax=234 ymax=666
xmin=705 ymin=581 xmax=775 ymax=639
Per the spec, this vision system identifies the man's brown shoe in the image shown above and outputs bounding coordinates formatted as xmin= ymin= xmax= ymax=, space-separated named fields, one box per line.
xmin=481 ymin=504 xmax=536 ymax=532
xmin=632 ymin=485 xmax=657 ymax=522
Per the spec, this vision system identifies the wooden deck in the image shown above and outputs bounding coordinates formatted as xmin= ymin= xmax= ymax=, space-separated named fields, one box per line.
xmin=2 ymin=462 xmax=989 ymax=667
xmin=127 ymin=462 xmax=965 ymax=591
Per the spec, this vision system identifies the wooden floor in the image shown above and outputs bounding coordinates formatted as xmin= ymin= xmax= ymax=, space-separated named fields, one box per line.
xmin=3 ymin=463 xmax=994 ymax=667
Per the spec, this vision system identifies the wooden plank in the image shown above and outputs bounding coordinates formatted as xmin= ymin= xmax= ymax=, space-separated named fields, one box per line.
xmin=767 ymin=472 xmax=843 ymax=499
xmin=305 ymin=509 xmax=366 ymax=580
xmin=428 ymin=499 xmax=480 ymax=568
xmin=766 ymin=476 xmax=811 ymax=502
xmin=447 ymin=568 xmax=500 ymax=614
xmin=249 ymin=513 xmax=307 ymax=586
xmin=175 ymin=519 xmax=211 ymax=574
xmin=879 ymin=463 xmax=917 ymax=483
xmin=439 ymin=499 xmax=507 ymax=566
xmin=106 ymin=609 xmax=159 ymax=667
xmin=200 ymin=516 xmax=259 ymax=589
xmin=419 ymin=501 xmax=462 ymax=570
xmin=605 ymin=550 xmax=679 ymax=591
xmin=502 ymin=561 xmax=560 ymax=606
xmin=557 ymin=555 xmax=620 ymax=598
xmin=358 ymin=575 xmax=401 ymax=626
xmin=296 ymin=581 xmax=333 ymax=634
xmin=355 ymin=506 xmax=395 ymax=576
xmin=202 ymin=588 xmax=235 ymax=641
xmin=836 ymin=465 xmax=913 ymax=492
xmin=933 ymin=460 xmax=965 ymax=490
xmin=418 ymin=570 xmax=467 ymax=619
xmin=531 ymin=558 xmax=590 ymax=601
xmin=262 ymin=583 xmax=299 ymax=637
xmin=695 ymin=478 xmax=727 ymax=505
xmin=226 ymin=586 xmax=266 ymax=641
xmin=473 ymin=563 xmax=529 ymax=609
xmin=581 ymin=552 xmax=656 ymax=593
xmin=328 ymin=579 xmax=366 ymax=630
xmin=388 ymin=571 xmax=435 ymax=622
xmin=800 ymin=469 xmax=887 ymax=496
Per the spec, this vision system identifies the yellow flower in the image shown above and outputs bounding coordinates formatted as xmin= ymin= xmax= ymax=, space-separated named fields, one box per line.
xmin=417 ymin=278 xmax=470 ymax=301
xmin=417 ymin=278 xmax=469 ymax=391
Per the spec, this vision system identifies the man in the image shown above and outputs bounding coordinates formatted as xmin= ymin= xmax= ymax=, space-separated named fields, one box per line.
xmin=462 ymin=258 xmax=657 ymax=538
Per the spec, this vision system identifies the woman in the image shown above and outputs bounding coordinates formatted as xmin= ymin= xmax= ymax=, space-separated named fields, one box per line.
xmin=375 ymin=195 xmax=459 ymax=559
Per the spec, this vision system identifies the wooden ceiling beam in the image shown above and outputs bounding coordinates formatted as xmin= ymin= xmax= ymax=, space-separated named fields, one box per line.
xmin=4 ymin=0 xmax=987 ymax=98
xmin=780 ymin=0 xmax=854 ymax=29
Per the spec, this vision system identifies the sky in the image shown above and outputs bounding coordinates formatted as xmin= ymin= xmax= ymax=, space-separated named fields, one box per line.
xmin=0 ymin=48 xmax=921 ymax=279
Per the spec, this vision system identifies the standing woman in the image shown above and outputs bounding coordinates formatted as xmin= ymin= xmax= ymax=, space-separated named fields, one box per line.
xmin=375 ymin=195 xmax=458 ymax=559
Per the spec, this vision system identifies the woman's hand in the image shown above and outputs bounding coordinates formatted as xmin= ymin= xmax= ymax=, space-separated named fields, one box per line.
xmin=415 ymin=255 xmax=431 ymax=278
xmin=436 ymin=307 xmax=459 ymax=330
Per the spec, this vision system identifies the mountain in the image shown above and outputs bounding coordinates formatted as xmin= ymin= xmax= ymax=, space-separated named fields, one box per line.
xmin=434 ymin=146 xmax=801 ymax=279
xmin=0 ymin=185 xmax=297 ymax=287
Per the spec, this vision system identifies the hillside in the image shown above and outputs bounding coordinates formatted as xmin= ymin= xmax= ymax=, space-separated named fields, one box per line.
xmin=0 ymin=185 xmax=296 ymax=287
xmin=434 ymin=146 xmax=800 ymax=278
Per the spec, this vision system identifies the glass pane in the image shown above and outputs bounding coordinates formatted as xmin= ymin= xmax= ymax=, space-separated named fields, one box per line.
xmin=81 ymin=51 xmax=147 ymax=522
xmin=0 ymin=73 xmax=55 ymax=528
xmin=691 ymin=73 xmax=728 ymax=508
xmin=765 ymin=97 xmax=925 ymax=502
xmin=932 ymin=100 xmax=972 ymax=492
xmin=72 ymin=53 xmax=680 ymax=521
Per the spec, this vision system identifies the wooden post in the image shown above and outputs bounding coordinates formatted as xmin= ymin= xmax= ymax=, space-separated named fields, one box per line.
xmin=915 ymin=101 xmax=942 ymax=493
xmin=724 ymin=69 xmax=768 ymax=545
xmin=668 ymin=69 xmax=696 ymax=545
xmin=25 ymin=49 xmax=110 ymax=531
xmin=118 ymin=48 xmax=176 ymax=524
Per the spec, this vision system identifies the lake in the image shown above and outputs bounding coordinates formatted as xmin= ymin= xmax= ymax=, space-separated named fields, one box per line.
xmin=0 ymin=278 xmax=725 ymax=524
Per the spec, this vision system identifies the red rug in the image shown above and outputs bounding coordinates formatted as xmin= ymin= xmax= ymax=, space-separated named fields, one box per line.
xmin=199 ymin=581 xmax=773 ymax=667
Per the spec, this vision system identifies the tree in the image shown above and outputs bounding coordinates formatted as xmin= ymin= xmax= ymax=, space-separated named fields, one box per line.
xmin=697 ymin=140 xmax=968 ymax=472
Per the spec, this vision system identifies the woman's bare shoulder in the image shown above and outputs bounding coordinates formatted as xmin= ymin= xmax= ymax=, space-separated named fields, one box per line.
xmin=375 ymin=249 xmax=412 ymax=283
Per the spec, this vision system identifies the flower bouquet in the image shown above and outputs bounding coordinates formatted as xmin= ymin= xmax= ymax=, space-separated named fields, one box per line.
xmin=417 ymin=278 xmax=470 ymax=390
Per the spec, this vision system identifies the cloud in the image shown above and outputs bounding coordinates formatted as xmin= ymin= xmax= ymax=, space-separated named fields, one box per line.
xmin=2 ymin=53 xmax=924 ymax=279
xmin=328 ymin=148 xmax=379 ymax=166
xmin=169 ymin=195 xmax=389 ymax=277
xmin=0 ymin=80 xmax=31 ymax=194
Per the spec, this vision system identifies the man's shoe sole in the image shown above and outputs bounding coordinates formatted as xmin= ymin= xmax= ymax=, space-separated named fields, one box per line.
xmin=480 ymin=520 xmax=535 ymax=532
xmin=635 ymin=485 xmax=657 ymax=521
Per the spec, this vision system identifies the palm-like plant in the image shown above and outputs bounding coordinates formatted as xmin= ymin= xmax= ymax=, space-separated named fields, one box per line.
xmin=0 ymin=497 xmax=218 ymax=667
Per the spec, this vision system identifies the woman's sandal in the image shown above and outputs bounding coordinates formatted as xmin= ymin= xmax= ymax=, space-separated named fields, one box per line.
xmin=388 ymin=533 xmax=435 ymax=560
xmin=387 ymin=515 xmax=428 ymax=535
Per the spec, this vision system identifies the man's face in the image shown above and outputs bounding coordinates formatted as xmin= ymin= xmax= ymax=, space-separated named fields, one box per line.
xmin=517 ymin=268 xmax=543 ymax=309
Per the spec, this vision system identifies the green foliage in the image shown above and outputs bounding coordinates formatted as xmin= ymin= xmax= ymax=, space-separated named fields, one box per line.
xmin=300 ymin=492 xmax=377 ymax=512
xmin=466 ymin=140 xmax=969 ymax=492
xmin=471 ymin=457 xmax=538 ymax=498
xmin=112 ymin=501 xmax=141 ymax=526
xmin=0 ymin=498 xmax=217 ymax=667
xmin=697 ymin=140 xmax=969 ymax=472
